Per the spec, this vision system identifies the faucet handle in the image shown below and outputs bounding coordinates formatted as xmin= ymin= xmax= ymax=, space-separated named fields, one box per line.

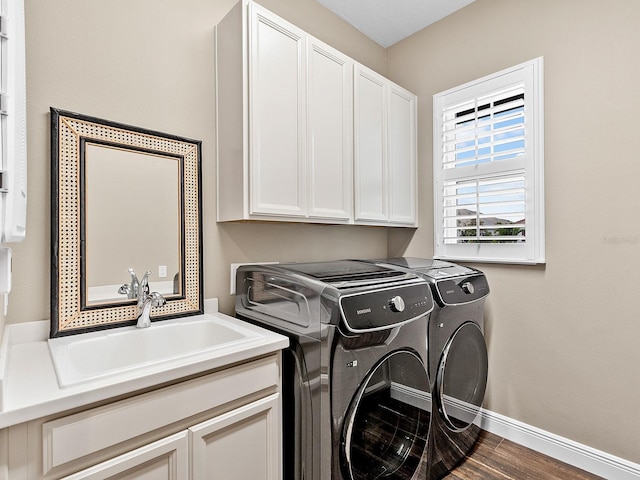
xmin=149 ymin=291 xmax=167 ymax=307
xmin=127 ymin=268 xmax=140 ymax=291
xmin=139 ymin=271 xmax=152 ymax=294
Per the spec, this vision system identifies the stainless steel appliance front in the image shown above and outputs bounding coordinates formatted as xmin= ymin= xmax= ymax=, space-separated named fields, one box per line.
xmin=235 ymin=260 xmax=435 ymax=479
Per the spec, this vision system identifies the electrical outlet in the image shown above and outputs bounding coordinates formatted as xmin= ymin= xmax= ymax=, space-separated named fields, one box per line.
xmin=158 ymin=265 xmax=167 ymax=278
xmin=230 ymin=261 xmax=278 ymax=295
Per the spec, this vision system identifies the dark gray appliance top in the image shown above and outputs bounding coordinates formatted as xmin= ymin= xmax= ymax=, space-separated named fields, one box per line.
xmin=234 ymin=260 xmax=434 ymax=334
xmin=279 ymin=260 xmax=407 ymax=285
xmin=363 ymin=258 xmax=489 ymax=306
xmin=367 ymin=257 xmax=480 ymax=279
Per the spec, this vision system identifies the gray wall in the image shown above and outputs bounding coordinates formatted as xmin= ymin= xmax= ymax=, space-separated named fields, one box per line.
xmin=8 ymin=0 xmax=388 ymax=328
xmin=5 ymin=0 xmax=639 ymax=470
xmin=387 ymin=0 xmax=640 ymax=464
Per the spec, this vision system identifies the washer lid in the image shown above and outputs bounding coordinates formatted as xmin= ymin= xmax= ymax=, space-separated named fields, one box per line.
xmin=283 ymin=260 xmax=406 ymax=283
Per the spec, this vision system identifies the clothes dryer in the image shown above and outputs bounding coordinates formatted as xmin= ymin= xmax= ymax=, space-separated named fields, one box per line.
xmin=234 ymin=260 xmax=435 ymax=480
xmin=363 ymin=258 xmax=489 ymax=479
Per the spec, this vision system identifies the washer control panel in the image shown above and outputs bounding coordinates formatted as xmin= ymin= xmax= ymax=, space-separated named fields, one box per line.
xmin=339 ymin=283 xmax=434 ymax=333
xmin=389 ymin=295 xmax=406 ymax=312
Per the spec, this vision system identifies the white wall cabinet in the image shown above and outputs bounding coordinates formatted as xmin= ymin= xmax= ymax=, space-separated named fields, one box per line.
xmin=354 ymin=65 xmax=417 ymax=226
xmin=3 ymin=354 xmax=282 ymax=480
xmin=216 ymin=0 xmax=416 ymax=227
xmin=248 ymin=4 xmax=306 ymax=217
xmin=217 ymin=0 xmax=353 ymax=223
xmin=306 ymin=37 xmax=353 ymax=221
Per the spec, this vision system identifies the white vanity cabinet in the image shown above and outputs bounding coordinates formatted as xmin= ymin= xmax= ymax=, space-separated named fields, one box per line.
xmin=354 ymin=65 xmax=417 ymax=226
xmin=3 ymin=354 xmax=282 ymax=480
xmin=56 ymin=432 xmax=189 ymax=480
xmin=189 ymin=394 xmax=279 ymax=480
xmin=216 ymin=0 xmax=354 ymax=223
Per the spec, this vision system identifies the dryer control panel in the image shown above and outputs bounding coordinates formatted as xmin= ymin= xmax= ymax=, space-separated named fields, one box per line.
xmin=435 ymin=274 xmax=490 ymax=306
xmin=339 ymin=283 xmax=434 ymax=333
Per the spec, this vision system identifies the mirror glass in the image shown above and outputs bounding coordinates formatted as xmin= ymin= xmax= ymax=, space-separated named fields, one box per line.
xmin=84 ymin=143 xmax=181 ymax=305
xmin=51 ymin=108 xmax=203 ymax=337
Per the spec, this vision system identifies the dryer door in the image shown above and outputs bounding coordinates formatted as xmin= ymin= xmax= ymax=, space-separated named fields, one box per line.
xmin=436 ymin=321 xmax=488 ymax=432
xmin=342 ymin=349 xmax=430 ymax=480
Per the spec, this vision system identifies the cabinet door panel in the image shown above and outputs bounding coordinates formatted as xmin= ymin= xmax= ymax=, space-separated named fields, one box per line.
xmin=307 ymin=39 xmax=353 ymax=220
xmin=354 ymin=66 xmax=387 ymax=222
xmin=249 ymin=4 xmax=306 ymax=217
xmin=388 ymin=86 xmax=417 ymax=225
xmin=190 ymin=394 xmax=280 ymax=480
xmin=60 ymin=432 xmax=188 ymax=480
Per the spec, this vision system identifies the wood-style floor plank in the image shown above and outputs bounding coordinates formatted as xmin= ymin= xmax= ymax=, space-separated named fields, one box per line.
xmin=442 ymin=431 xmax=604 ymax=480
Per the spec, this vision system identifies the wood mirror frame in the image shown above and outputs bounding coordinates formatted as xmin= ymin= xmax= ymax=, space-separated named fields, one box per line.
xmin=50 ymin=108 xmax=203 ymax=337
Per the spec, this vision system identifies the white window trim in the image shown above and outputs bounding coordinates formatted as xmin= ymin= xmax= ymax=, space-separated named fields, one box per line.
xmin=0 ymin=0 xmax=27 ymax=244
xmin=433 ymin=57 xmax=545 ymax=264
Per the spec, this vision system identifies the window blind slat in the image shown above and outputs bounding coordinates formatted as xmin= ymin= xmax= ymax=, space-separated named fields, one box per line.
xmin=441 ymin=169 xmax=526 ymax=245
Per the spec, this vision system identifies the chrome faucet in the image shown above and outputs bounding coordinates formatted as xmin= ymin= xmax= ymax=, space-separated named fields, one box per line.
xmin=118 ymin=268 xmax=141 ymax=299
xmin=136 ymin=271 xmax=166 ymax=328
xmin=137 ymin=291 xmax=166 ymax=328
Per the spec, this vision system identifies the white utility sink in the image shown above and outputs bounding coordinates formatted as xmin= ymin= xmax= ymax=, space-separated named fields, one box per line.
xmin=47 ymin=314 xmax=264 ymax=388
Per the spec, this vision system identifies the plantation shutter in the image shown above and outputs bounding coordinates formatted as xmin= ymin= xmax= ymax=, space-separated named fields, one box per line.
xmin=0 ymin=0 xmax=27 ymax=243
xmin=433 ymin=58 xmax=544 ymax=264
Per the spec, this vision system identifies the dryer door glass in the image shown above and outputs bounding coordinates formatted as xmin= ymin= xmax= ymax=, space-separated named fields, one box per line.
xmin=436 ymin=321 xmax=488 ymax=432
xmin=342 ymin=350 xmax=430 ymax=480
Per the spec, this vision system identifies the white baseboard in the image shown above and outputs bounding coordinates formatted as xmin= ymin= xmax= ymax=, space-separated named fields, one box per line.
xmin=478 ymin=408 xmax=640 ymax=479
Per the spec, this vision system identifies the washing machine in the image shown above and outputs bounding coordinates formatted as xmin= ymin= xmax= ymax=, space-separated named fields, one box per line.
xmin=234 ymin=260 xmax=435 ymax=480
xmin=363 ymin=258 xmax=489 ymax=479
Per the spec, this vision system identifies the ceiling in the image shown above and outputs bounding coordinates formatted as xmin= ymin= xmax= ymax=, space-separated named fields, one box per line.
xmin=316 ymin=0 xmax=476 ymax=48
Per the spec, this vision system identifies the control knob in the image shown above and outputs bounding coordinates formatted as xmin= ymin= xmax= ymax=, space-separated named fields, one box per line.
xmin=389 ymin=295 xmax=405 ymax=312
xmin=461 ymin=281 xmax=475 ymax=294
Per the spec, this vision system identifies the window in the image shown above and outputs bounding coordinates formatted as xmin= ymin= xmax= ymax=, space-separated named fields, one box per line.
xmin=433 ymin=57 xmax=544 ymax=264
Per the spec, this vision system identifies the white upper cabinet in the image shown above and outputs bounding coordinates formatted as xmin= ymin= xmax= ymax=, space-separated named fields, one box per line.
xmin=354 ymin=66 xmax=387 ymax=223
xmin=388 ymin=84 xmax=417 ymax=225
xmin=354 ymin=65 xmax=417 ymax=226
xmin=249 ymin=4 xmax=307 ymax=217
xmin=307 ymin=38 xmax=353 ymax=221
xmin=216 ymin=0 xmax=416 ymax=227
xmin=216 ymin=1 xmax=353 ymax=223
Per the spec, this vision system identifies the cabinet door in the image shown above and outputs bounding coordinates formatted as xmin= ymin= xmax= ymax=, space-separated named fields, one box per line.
xmin=354 ymin=65 xmax=387 ymax=222
xmin=388 ymin=85 xmax=417 ymax=225
xmin=190 ymin=394 xmax=280 ymax=480
xmin=249 ymin=3 xmax=306 ymax=217
xmin=60 ymin=432 xmax=188 ymax=480
xmin=307 ymin=38 xmax=353 ymax=221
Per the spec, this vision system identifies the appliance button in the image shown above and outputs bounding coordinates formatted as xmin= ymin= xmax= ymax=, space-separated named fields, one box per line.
xmin=389 ymin=295 xmax=405 ymax=312
xmin=461 ymin=281 xmax=475 ymax=294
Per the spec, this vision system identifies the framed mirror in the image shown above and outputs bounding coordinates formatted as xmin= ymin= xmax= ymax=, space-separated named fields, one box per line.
xmin=50 ymin=108 xmax=203 ymax=337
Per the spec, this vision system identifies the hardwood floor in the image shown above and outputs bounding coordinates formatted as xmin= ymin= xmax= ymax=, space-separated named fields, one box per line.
xmin=442 ymin=431 xmax=604 ymax=480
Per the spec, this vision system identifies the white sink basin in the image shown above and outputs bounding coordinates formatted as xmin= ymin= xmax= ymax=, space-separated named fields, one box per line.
xmin=48 ymin=315 xmax=264 ymax=388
